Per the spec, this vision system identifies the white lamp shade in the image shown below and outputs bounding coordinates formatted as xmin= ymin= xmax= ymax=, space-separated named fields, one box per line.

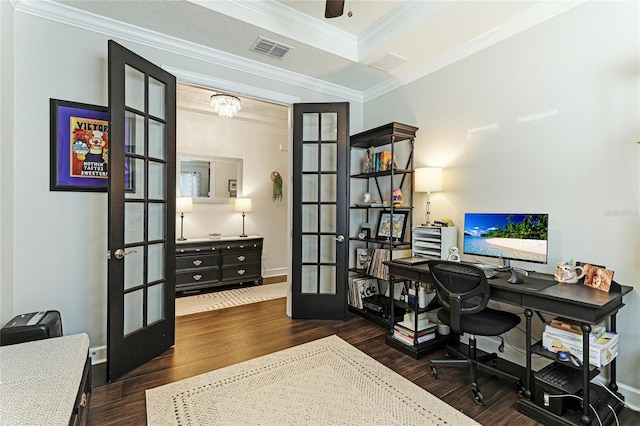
xmin=234 ymin=197 xmax=252 ymax=213
xmin=414 ymin=167 xmax=443 ymax=193
xmin=176 ymin=197 xmax=193 ymax=213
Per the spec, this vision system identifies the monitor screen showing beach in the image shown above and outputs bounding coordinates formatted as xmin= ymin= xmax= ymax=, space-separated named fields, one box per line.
xmin=463 ymin=213 xmax=549 ymax=264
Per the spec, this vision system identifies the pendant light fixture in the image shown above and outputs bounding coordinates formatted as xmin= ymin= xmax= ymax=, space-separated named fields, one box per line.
xmin=210 ymin=93 xmax=241 ymax=119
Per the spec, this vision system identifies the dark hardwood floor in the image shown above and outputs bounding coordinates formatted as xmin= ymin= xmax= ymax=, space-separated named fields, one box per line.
xmin=87 ymin=296 xmax=638 ymax=425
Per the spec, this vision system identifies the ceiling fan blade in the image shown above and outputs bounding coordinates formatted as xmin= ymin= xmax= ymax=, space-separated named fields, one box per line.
xmin=325 ymin=0 xmax=345 ymax=18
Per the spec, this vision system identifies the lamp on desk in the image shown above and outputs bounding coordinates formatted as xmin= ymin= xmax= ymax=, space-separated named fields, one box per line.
xmin=414 ymin=167 xmax=443 ymax=226
xmin=176 ymin=197 xmax=193 ymax=241
xmin=234 ymin=197 xmax=252 ymax=237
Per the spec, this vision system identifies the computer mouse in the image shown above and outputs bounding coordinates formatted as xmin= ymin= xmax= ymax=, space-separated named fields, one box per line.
xmin=557 ymin=351 xmax=582 ymax=367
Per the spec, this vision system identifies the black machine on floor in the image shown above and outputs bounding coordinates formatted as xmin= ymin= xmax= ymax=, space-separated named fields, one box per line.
xmin=0 ymin=310 xmax=63 ymax=346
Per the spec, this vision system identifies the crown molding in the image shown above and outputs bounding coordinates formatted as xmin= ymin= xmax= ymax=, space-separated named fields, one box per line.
xmin=188 ymin=0 xmax=359 ymax=61
xmin=13 ymin=0 xmax=363 ymax=103
xmin=14 ymin=0 xmax=584 ymax=105
xmin=358 ymin=0 xmax=451 ymax=62
xmin=363 ymin=0 xmax=584 ymax=102
xmin=163 ymin=67 xmax=301 ymax=106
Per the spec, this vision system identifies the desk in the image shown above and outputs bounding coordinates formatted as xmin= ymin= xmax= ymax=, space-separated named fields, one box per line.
xmin=386 ymin=261 xmax=633 ymax=426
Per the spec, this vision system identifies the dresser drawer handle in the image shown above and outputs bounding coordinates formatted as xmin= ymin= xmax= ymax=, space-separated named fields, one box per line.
xmin=237 ymin=256 xmax=246 ymax=262
xmin=195 ymin=248 xmax=201 ymax=252
xmin=240 ymin=245 xmax=245 ymax=249
xmin=193 ymin=260 xmax=203 ymax=266
xmin=237 ymin=269 xmax=245 ymax=275
xmin=80 ymin=393 xmax=87 ymax=407
xmin=193 ymin=274 xmax=203 ymax=281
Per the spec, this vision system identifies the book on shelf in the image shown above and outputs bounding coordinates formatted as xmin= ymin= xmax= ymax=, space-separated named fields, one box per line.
xmin=392 ymin=330 xmax=436 ymax=346
xmin=395 ymin=320 xmax=437 ymax=335
xmin=367 ymin=248 xmax=412 ymax=281
xmin=347 ymin=276 xmax=379 ymax=309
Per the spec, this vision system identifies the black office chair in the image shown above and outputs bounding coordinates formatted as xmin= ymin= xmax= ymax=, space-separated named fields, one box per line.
xmin=427 ymin=260 xmax=523 ymax=405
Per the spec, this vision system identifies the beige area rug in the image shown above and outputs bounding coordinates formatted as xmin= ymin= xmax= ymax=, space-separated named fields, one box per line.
xmin=175 ymin=282 xmax=288 ymax=316
xmin=146 ymin=335 xmax=479 ymax=426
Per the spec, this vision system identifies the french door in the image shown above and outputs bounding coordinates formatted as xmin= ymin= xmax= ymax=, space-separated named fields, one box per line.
xmin=107 ymin=40 xmax=177 ymax=381
xmin=291 ymin=103 xmax=349 ymax=319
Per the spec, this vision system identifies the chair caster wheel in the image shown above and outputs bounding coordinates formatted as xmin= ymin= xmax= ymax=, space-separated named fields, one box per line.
xmin=430 ymin=365 xmax=438 ymax=379
xmin=472 ymin=388 xmax=484 ymax=405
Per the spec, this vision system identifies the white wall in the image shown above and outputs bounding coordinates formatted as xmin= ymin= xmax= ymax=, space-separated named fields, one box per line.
xmin=177 ymin=106 xmax=289 ymax=278
xmin=0 ymin=0 xmax=15 ymax=323
xmin=365 ymin=1 xmax=640 ymax=404
xmin=4 ymin=10 xmax=363 ymax=353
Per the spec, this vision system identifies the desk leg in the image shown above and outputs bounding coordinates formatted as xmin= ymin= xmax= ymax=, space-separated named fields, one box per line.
xmin=389 ymin=276 xmax=395 ymax=337
xmin=524 ymin=309 xmax=533 ymax=400
xmin=609 ymin=313 xmax=619 ymax=392
xmin=581 ymin=323 xmax=592 ymax=426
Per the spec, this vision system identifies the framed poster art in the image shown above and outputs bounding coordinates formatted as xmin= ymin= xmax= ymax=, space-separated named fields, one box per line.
xmin=50 ymin=99 xmax=110 ymax=192
xmin=375 ymin=211 xmax=409 ymax=241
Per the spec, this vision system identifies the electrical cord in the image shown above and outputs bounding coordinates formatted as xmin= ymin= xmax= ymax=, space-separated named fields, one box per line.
xmin=607 ymin=404 xmax=620 ymax=426
xmin=545 ymin=394 xmax=603 ymax=426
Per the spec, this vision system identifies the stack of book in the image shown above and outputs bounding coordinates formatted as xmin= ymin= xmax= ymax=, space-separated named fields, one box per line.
xmin=347 ymin=277 xmax=379 ymax=309
xmin=367 ymin=248 xmax=412 ymax=281
xmin=392 ymin=321 xmax=437 ymax=346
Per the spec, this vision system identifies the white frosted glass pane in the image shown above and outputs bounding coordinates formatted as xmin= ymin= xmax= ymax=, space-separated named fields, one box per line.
xmin=302 ymin=144 xmax=318 ymax=171
xmin=148 ymin=243 xmax=164 ymax=283
xmin=301 ymin=266 xmax=317 ymax=294
xmin=125 ymin=202 xmax=144 ymax=244
xmin=321 ymin=144 xmax=337 ymax=171
xmin=302 ymin=235 xmax=317 ymax=263
xmin=320 ymin=205 xmax=336 ymax=233
xmin=125 ymin=158 xmax=145 ymax=199
xmin=123 ymin=245 xmax=144 ymax=290
xmin=124 ymin=289 xmax=143 ymax=336
xmin=147 ymin=283 xmax=164 ymax=324
xmin=148 ymin=203 xmax=164 ymax=241
xmin=125 ymin=111 xmax=145 ymax=154
xmin=302 ymin=205 xmax=317 ymax=233
xmin=302 ymin=113 xmax=319 ymax=141
xmin=125 ymin=65 xmax=145 ymax=112
xmin=302 ymin=175 xmax=317 ymax=202
xmin=149 ymin=161 xmax=166 ymax=200
xmin=149 ymin=77 xmax=165 ymax=119
xmin=319 ymin=266 xmax=336 ymax=294
xmin=321 ymin=113 xmax=337 ymax=141
xmin=320 ymin=236 xmax=336 ymax=263
xmin=320 ymin=174 xmax=337 ymax=203
xmin=149 ymin=119 xmax=165 ymax=160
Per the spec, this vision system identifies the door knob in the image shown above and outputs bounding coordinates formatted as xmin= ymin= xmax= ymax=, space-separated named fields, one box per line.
xmin=114 ymin=248 xmax=138 ymax=259
xmin=335 ymin=235 xmax=345 ymax=243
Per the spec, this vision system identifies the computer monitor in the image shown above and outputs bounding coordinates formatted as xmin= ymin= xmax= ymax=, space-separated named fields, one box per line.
xmin=463 ymin=213 xmax=549 ymax=283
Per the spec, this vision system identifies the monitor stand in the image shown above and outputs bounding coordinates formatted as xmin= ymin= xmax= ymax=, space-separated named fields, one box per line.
xmin=499 ymin=260 xmax=527 ymax=284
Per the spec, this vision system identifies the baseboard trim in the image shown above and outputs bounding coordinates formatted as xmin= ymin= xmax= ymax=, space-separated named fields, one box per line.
xmin=263 ymin=275 xmax=287 ymax=284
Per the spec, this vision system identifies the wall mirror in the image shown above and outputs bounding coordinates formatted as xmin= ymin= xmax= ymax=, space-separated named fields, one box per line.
xmin=177 ymin=154 xmax=243 ymax=204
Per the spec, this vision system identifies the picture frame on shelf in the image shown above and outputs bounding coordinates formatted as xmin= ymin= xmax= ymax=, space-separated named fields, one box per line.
xmin=375 ymin=211 xmax=408 ymax=241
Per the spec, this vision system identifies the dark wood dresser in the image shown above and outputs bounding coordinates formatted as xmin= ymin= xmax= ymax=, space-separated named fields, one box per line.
xmin=175 ymin=236 xmax=263 ymax=292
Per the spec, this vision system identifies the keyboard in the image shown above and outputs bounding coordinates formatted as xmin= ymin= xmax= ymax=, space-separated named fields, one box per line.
xmin=436 ymin=263 xmax=499 ymax=279
xmin=534 ymin=362 xmax=585 ymax=394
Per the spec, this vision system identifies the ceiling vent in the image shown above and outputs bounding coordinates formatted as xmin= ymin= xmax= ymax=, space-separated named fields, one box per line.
xmin=368 ymin=53 xmax=408 ymax=73
xmin=251 ymin=37 xmax=293 ymax=59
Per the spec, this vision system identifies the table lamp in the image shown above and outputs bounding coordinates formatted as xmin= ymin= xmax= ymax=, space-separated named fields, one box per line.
xmin=234 ymin=197 xmax=252 ymax=237
xmin=414 ymin=167 xmax=443 ymax=226
xmin=176 ymin=197 xmax=193 ymax=241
